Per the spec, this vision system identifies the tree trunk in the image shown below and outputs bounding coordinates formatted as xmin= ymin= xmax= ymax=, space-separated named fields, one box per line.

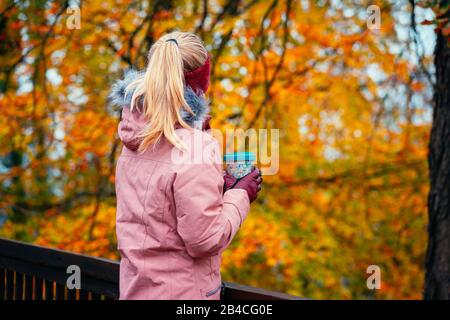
xmin=424 ymin=2 xmax=450 ymax=300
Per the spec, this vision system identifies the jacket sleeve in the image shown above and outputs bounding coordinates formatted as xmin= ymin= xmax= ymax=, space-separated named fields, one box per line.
xmin=173 ymin=138 xmax=250 ymax=258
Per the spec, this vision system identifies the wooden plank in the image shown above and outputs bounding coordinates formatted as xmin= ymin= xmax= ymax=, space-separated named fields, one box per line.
xmin=55 ymin=283 xmax=65 ymax=300
xmin=0 ymin=238 xmax=119 ymax=283
xmin=221 ymin=281 xmax=305 ymax=300
xmin=35 ymin=277 xmax=44 ymax=300
xmin=67 ymin=288 xmax=77 ymax=300
xmin=0 ymin=268 xmax=5 ymax=300
xmin=24 ymin=274 xmax=34 ymax=300
xmin=0 ymin=255 xmax=119 ymax=298
xmin=43 ymin=280 xmax=53 ymax=300
xmin=91 ymin=292 xmax=101 ymax=300
xmin=5 ymin=270 xmax=14 ymax=300
xmin=79 ymin=290 xmax=90 ymax=300
xmin=0 ymin=237 xmax=300 ymax=301
xmin=16 ymin=272 xmax=24 ymax=300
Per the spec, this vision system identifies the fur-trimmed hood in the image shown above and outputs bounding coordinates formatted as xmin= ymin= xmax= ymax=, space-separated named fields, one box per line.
xmin=109 ymin=69 xmax=210 ymax=129
xmin=109 ymin=69 xmax=210 ymax=151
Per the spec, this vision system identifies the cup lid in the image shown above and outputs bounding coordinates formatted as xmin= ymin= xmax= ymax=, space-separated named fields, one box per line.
xmin=224 ymin=152 xmax=256 ymax=162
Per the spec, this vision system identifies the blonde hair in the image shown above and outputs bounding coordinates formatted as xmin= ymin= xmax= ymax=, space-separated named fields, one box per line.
xmin=126 ymin=31 xmax=208 ymax=152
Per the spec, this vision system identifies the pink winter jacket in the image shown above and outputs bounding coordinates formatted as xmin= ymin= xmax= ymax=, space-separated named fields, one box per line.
xmin=112 ymin=72 xmax=250 ymax=300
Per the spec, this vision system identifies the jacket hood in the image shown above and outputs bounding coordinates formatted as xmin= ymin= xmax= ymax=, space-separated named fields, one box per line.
xmin=109 ymin=69 xmax=210 ymax=150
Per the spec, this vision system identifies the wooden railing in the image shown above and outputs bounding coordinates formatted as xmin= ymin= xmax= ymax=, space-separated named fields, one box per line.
xmin=0 ymin=238 xmax=301 ymax=300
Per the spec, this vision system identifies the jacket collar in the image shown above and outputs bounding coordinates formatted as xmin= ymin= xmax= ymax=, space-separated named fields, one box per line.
xmin=109 ymin=69 xmax=209 ymax=130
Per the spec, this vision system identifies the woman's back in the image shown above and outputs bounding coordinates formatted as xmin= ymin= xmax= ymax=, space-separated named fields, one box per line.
xmin=116 ymin=122 xmax=242 ymax=299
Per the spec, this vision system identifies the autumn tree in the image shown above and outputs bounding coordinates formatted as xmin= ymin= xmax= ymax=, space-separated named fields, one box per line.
xmin=0 ymin=0 xmax=435 ymax=299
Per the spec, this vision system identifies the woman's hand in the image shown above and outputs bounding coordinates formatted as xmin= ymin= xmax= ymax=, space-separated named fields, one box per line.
xmin=224 ymin=168 xmax=262 ymax=203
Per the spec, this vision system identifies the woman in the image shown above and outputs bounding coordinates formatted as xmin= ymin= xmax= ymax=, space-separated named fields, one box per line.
xmin=110 ymin=31 xmax=262 ymax=300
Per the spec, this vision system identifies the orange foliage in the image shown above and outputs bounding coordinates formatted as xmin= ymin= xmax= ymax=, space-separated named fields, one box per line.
xmin=0 ymin=0 xmax=433 ymax=299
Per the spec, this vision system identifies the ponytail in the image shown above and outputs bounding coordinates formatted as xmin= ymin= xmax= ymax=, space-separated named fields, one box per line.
xmin=125 ymin=32 xmax=207 ymax=152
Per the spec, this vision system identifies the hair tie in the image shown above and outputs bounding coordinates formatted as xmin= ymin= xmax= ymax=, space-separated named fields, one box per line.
xmin=184 ymin=54 xmax=211 ymax=94
xmin=166 ymin=39 xmax=178 ymax=46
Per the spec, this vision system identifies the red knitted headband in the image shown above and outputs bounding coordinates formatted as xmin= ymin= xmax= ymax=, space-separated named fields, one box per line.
xmin=184 ymin=55 xmax=211 ymax=95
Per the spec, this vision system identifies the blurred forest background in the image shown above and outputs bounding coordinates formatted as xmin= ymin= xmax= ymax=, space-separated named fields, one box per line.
xmin=0 ymin=0 xmax=439 ymax=299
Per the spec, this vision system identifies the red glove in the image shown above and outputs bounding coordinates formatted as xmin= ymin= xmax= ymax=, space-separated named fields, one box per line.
xmin=224 ymin=168 xmax=262 ymax=203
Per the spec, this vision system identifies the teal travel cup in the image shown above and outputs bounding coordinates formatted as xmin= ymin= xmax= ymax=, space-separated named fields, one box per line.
xmin=223 ymin=152 xmax=256 ymax=179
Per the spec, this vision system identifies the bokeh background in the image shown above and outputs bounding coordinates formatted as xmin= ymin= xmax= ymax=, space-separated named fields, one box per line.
xmin=0 ymin=0 xmax=437 ymax=299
